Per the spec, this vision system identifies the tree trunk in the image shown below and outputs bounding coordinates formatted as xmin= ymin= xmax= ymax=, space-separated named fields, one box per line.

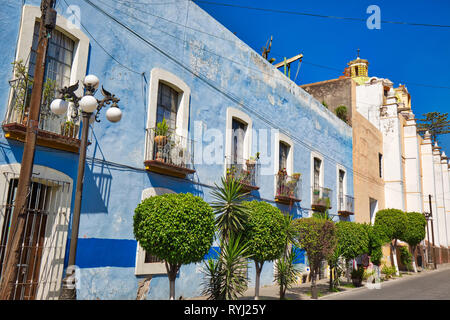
xmin=329 ymin=266 xmax=333 ymax=291
xmin=165 ymin=262 xmax=180 ymax=300
xmin=411 ymin=245 xmax=418 ymax=273
xmin=311 ymin=265 xmax=318 ymax=299
xmin=254 ymin=261 xmax=263 ymax=300
xmin=391 ymin=241 xmax=400 ymax=276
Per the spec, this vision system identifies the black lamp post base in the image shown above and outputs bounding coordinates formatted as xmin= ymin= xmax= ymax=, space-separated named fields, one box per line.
xmin=59 ymin=277 xmax=77 ymax=300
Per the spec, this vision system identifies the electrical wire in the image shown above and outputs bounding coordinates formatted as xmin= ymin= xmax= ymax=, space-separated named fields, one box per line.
xmin=61 ymin=0 xmax=142 ymax=76
xmin=74 ymin=0 xmax=450 ymax=199
xmin=194 ymin=0 xmax=450 ymax=29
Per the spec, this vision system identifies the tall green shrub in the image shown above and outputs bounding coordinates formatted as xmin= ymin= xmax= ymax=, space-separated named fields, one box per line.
xmin=400 ymin=211 xmax=426 ymax=272
xmin=295 ymin=217 xmax=337 ymax=299
xmin=133 ymin=193 xmax=215 ymax=299
xmin=374 ymin=208 xmax=407 ymax=276
xmin=241 ymin=200 xmax=286 ymax=300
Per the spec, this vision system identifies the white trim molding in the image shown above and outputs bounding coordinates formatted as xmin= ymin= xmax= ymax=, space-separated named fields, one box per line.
xmin=146 ymin=68 xmax=191 ymax=138
xmin=135 ymin=187 xmax=175 ymax=276
xmin=224 ymin=107 xmax=253 ymax=174
xmin=15 ymin=5 xmax=90 ymax=99
xmin=0 ymin=163 xmax=73 ymax=300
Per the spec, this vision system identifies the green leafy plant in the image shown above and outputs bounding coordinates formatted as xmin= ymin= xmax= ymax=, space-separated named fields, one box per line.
xmin=374 ymin=208 xmax=407 ymax=276
xmin=322 ymin=100 xmax=328 ymax=109
xmin=400 ymin=211 xmax=426 ymax=272
xmin=335 ymin=105 xmax=348 ymax=123
xmin=133 ymin=193 xmax=215 ymax=300
xmin=399 ymin=246 xmax=413 ymax=272
xmin=351 ymin=267 xmax=364 ymax=287
xmin=274 ymin=248 xmax=301 ymax=300
xmin=211 ymin=176 xmax=250 ymax=242
xmin=381 ymin=264 xmax=397 ymax=279
xmin=154 ymin=117 xmax=170 ymax=137
xmin=295 ymin=217 xmax=337 ymax=299
xmin=201 ymin=234 xmax=250 ymax=300
xmin=241 ymin=200 xmax=286 ymax=300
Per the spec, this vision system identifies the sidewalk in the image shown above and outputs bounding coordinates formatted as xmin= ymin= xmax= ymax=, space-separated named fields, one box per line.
xmin=190 ymin=263 xmax=450 ymax=300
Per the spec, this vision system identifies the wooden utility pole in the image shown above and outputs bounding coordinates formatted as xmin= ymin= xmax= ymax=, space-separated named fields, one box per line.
xmin=274 ymin=53 xmax=303 ymax=79
xmin=0 ymin=0 xmax=56 ymax=300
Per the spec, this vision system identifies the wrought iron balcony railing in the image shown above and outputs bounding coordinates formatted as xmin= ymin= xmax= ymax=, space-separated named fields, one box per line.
xmin=311 ymin=186 xmax=332 ymax=212
xmin=4 ymin=77 xmax=79 ymax=138
xmin=225 ymin=157 xmax=260 ymax=191
xmin=2 ymin=77 xmax=81 ymax=153
xmin=144 ymin=128 xmax=195 ymax=178
xmin=275 ymin=171 xmax=302 ymax=204
xmin=338 ymin=194 xmax=355 ymax=216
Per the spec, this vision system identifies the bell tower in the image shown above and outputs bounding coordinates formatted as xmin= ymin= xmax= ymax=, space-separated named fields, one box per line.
xmin=347 ymin=49 xmax=369 ymax=85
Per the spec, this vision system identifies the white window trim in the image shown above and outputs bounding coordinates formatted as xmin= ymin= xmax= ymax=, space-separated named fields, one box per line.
xmin=336 ymin=164 xmax=347 ymax=210
xmin=14 ymin=5 xmax=90 ymax=104
xmin=224 ymin=107 xmax=253 ymax=175
xmin=0 ymin=163 xmax=73 ymax=300
xmin=273 ymin=132 xmax=294 ymax=197
xmin=273 ymin=132 xmax=294 ymax=175
xmin=311 ymin=151 xmax=324 ymax=197
xmin=146 ymin=68 xmax=191 ymax=138
xmin=135 ymin=187 xmax=175 ymax=276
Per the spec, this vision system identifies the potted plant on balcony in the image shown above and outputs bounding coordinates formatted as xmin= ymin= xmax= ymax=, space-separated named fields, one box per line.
xmin=153 ymin=118 xmax=170 ymax=162
xmin=246 ymin=152 xmax=260 ymax=166
xmin=61 ymin=120 xmax=78 ymax=138
xmin=292 ymin=172 xmax=301 ymax=181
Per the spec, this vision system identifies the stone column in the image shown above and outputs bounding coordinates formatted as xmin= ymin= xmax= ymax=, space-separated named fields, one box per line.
xmin=380 ymin=88 xmax=405 ymax=210
xmin=441 ymin=153 xmax=450 ymax=248
xmin=432 ymin=143 xmax=444 ymax=251
xmin=420 ymin=132 xmax=439 ymax=257
xmin=403 ymin=112 xmax=423 ymax=212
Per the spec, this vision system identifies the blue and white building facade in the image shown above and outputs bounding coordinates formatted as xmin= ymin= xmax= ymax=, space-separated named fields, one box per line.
xmin=0 ymin=0 xmax=353 ymax=299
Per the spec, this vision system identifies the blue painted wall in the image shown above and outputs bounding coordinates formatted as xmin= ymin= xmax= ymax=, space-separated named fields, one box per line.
xmin=0 ymin=0 xmax=353 ymax=299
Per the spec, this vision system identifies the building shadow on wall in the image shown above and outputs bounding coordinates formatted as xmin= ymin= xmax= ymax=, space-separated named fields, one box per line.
xmin=81 ymin=129 xmax=113 ymax=214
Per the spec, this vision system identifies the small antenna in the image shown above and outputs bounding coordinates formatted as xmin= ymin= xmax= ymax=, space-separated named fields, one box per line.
xmin=262 ymin=36 xmax=273 ymax=62
xmin=357 ymin=48 xmax=360 ymax=59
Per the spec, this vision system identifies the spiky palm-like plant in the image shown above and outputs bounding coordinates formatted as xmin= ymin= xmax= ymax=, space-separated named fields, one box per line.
xmin=202 ymin=234 xmax=251 ymax=300
xmin=211 ymin=176 xmax=249 ymax=242
xmin=274 ymin=248 xmax=300 ymax=300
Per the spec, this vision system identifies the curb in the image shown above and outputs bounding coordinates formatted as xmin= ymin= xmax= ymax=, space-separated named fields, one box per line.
xmin=319 ymin=264 xmax=450 ymax=300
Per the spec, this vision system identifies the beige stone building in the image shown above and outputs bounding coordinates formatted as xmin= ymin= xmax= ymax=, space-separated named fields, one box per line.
xmin=302 ymin=54 xmax=450 ymax=266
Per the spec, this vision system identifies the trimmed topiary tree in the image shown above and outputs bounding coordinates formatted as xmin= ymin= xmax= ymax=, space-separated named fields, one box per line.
xmin=335 ymin=221 xmax=370 ymax=283
xmin=400 ymin=211 xmax=427 ymax=272
xmin=374 ymin=208 xmax=407 ymax=276
xmin=295 ymin=217 xmax=337 ymax=299
xmin=241 ymin=200 xmax=287 ymax=300
xmin=133 ymin=193 xmax=215 ymax=300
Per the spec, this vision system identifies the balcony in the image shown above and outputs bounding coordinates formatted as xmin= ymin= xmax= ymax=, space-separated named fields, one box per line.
xmin=275 ymin=171 xmax=302 ymax=204
xmin=2 ymin=76 xmax=81 ymax=153
xmin=338 ymin=195 xmax=355 ymax=216
xmin=144 ymin=128 xmax=195 ymax=178
xmin=311 ymin=187 xmax=332 ymax=212
xmin=225 ymin=157 xmax=260 ymax=191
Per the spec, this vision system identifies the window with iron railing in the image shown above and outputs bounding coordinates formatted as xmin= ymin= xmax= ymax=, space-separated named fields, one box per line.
xmin=4 ymin=22 xmax=77 ymax=139
xmin=275 ymin=170 xmax=301 ymax=203
xmin=312 ymin=186 xmax=332 ymax=210
xmin=144 ymin=128 xmax=195 ymax=178
xmin=225 ymin=156 xmax=260 ymax=190
xmin=338 ymin=194 xmax=355 ymax=214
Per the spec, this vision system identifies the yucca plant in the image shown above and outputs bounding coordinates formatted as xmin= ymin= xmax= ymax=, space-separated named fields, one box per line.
xmin=202 ymin=235 xmax=250 ymax=300
xmin=211 ymin=176 xmax=250 ymax=242
xmin=274 ymin=248 xmax=300 ymax=300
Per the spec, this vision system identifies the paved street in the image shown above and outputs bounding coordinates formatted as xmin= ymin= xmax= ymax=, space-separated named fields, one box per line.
xmin=322 ymin=265 xmax=450 ymax=300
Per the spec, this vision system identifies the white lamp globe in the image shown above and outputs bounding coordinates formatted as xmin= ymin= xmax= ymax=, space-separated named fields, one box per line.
xmin=106 ymin=107 xmax=122 ymax=123
xmin=79 ymin=95 xmax=98 ymax=113
xmin=50 ymin=98 xmax=69 ymax=115
xmin=84 ymin=74 xmax=100 ymax=89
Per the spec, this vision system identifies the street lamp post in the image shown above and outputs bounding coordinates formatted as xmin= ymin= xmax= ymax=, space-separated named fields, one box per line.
xmin=50 ymin=75 xmax=122 ymax=300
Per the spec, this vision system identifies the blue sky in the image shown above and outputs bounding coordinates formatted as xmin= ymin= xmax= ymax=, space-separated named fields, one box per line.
xmin=195 ymin=0 xmax=450 ymax=152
